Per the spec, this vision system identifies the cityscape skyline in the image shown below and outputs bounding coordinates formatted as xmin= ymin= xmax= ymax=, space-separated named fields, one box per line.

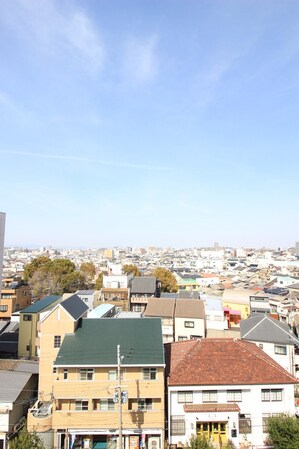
xmin=1 ymin=1 xmax=299 ymax=248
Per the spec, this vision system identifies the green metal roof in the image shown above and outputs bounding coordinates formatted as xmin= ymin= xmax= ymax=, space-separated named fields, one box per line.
xmin=20 ymin=295 xmax=61 ymax=313
xmin=55 ymin=318 xmax=164 ymax=366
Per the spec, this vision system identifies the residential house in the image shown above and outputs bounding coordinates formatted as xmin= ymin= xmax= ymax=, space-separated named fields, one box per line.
xmin=0 ymin=277 xmax=31 ymax=320
xmin=130 ymin=277 xmax=161 ymax=313
xmin=240 ymin=314 xmax=299 ymax=378
xmin=175 ymin=273 xmax=199 ymax=291
xmin=202 ymin=296 xmax=228 ymax=331
xmin=143 ymin=298 xmax=176 ymax=343
xmin=28 ymin=317 xmax=165 ymax=449
xmin=18 ymin=295 xmax=62 ymax=359
xmin=166 ymin=338 xmax=297 ymax=448
xmin=75 ymin=290 xmax=100 ymax=311
xmin=222 ymin=288 xmax=256 ymax=323
xmin=174 ymin=299 xmax=205 ymax=341
xmin=0 ymin=359 xmax=38 ymax=449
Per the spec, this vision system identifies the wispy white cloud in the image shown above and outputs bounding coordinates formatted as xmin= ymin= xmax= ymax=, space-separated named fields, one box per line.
xmin=0 ymin=150 xmax=177 ymax=172
xmin=0 ymin=0 xmax=105 ymax=73
xmin=123 ymin=34 xmax=159 ymax=83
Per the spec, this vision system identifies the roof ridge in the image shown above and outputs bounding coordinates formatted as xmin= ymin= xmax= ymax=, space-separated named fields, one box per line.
xmin=169 ymin=339 xmax=200 ymax=376
xmin=242 ymin=315 xmax=266 ymax=339
xmin=235 ymin=339 xmax=297 ymax=383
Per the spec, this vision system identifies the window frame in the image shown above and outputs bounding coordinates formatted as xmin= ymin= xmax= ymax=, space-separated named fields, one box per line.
xmin=54 ymin=335 xmax=61 ymax=348
xmin=184 ymin=321 xmax=195 ymax=328
xmin=75 ymin=400 xmax=89 ymax=411
xmin=0 ymin=305 xmax=8 ymax=312
xmin=227 ymin=389 xmax=242 ymax=402
xmin=177 ymin=391 xmax=193 ymax=403
xmin=274 ymin=345 xmax=287 ymax=355
xmin=261 ymin=388 xmax=283 ymax=402
xmin=143 ymin=368 xmax=157 ymax=380
xmin=108 ymin=369 xmax=124 ymax=381
xmin=137 ymin=398 xmax=153 ymax=411
xmin=170 ymin=416 xmax=186 ymax=436
xmin=202 ymin=390 xmax=218 ymax=403
xmin=79 ymin=368 xmax=94 ymax=381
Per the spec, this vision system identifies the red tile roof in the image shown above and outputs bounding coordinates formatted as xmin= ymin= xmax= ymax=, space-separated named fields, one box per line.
xmin=167 ymin=339 xmax=297 ymax=386
xmin=184 ymin=403 xmax=240 ymax=413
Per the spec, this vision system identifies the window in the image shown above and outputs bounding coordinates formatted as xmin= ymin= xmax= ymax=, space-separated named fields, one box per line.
xmin=170 ymin=416 xmax=185 ymax=436
xmin=190 ymin=335 xmax=201 ymax=340
xmin=79 ymin=369 xmax=94 ymax=381
xmin=54 ymin=336 xmax=61 ymax=348
xmin=274 ymin=345 xmax=287 ymax=355
xmin=227 ymin=390 xmax=242 ymax=402
xmin=53 ymin=367 xmax=57 ymax=374
xmin=202 ymin=390 xmax=218 ymax=403
xmin=138 ymin=399 xmax=152 ymax=411
xmin=184 ymin=321 xmax=194 ymax=328
xmin=178 ymin=391 xmax=193 ymax=403
xmin=75 ymin=400 xmax=88 ymax=411
xmin=239 ymin=414 xmax=251 ymax=434
xmin=63 ymin=369 xmax=68 ymax=380
xmin=261 ymin=389 xmax=283 ymax=402
xmin=178 ymin=336 xmax=188 ymax=341
xmin=99 ymin=399 xmax=115 ymax=411
xmin=143 ymin=368 xmax=157 ymax=380
xmin=0 ymin=305 xmax=8 ymax=312
xmin=108 ymin=370 xmax=123 ymax=381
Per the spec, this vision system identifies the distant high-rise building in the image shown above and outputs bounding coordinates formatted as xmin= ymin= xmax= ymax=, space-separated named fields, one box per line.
xmin=296 ymin=241 xmax=299 ymax=259
xmin=0 ymin=212 xmax=5 ymax=291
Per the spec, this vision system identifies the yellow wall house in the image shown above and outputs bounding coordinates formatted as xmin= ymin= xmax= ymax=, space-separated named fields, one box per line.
xmin=28 ymin=299 xmax=165 ymax=449
xmin=18 ymin=295 xmax=62 ymax=359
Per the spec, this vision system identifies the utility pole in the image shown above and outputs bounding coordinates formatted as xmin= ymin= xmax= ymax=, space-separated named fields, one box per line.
xmin=117 ymin=345 xmax=122 ymax=449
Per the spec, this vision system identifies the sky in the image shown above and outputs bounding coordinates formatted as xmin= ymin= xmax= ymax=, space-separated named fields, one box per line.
xmin=0 ymin=0 xmax=299 ymax=249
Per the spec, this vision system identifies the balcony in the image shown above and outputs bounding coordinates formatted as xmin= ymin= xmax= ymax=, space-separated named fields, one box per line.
xmin=27 ymin=401 xmax=53 ymax=432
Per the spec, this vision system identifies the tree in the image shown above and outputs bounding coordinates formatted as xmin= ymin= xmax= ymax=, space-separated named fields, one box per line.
xmin=25 ymin=258 xmax=84 ymax=298
xmin=23 ymin=256 xmax=51 ymax=281
xmin=60 ymin=271 xmax=87 ymax=293
xmin=187 ymin=434 xmax=214 ymax=449
xmin=94 ymin=272 xmax=104 ymax=290
xmin=152 ymin=267 xmax=178 ymax=292
xmin=123 ymin=264 xmax=141 ymax=277
xmin=267 ymin=414 xmax=299 ymax=449
xmin=80 ymin=262 xmax=96 ymax=282
xmin=10 ymin=426 xmax=45 ymax=449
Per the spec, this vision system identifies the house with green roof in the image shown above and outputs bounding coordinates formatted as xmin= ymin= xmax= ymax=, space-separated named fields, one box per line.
xmin=18 ymin=295 xmax=62 ymax=358
xmin=28 ymin=316 xmax=165 ymax=449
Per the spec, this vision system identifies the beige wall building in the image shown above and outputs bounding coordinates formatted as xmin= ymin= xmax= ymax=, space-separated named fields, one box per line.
xmin=0 ymin=277 xmax=31 ymax=320
xmin=18 ymin=295 xmax=62 ymax=359
xmin=28 ymin=314 xmax=165 ymax=449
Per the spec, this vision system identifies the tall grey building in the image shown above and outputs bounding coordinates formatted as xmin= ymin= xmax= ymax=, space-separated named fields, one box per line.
xmin=296 ymin=241 xmax=299 ymax=259
xmin=0 ymin=212 xmax=5 ymax=291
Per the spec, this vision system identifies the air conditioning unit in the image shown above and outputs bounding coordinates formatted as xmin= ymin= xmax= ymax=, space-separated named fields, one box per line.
xmin=148 ymin=437 xmax=160 ymax=449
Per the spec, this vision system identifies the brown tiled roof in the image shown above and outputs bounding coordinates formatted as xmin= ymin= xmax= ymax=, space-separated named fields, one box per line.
xmin=175 ymin=299 xmax=205 ymax=319
xmin=184 ymin=403 xmax=240 ymax=413
xmin=167 ymin=338 xmax=297 ymax=386
xmin=144 ymin=298 xmax=176 ymax=318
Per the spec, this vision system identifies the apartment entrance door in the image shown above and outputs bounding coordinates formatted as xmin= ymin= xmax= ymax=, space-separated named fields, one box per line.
xmin=196 ymin=422 xmax=227 ymax=446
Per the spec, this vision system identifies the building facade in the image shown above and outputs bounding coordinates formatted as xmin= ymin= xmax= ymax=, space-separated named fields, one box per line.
xmin=28 ymin=317 xmax=165 ymax=449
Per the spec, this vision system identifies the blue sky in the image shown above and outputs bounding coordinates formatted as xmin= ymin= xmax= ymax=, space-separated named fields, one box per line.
xmin=0 ymin=0 xmax=298 ymax=249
